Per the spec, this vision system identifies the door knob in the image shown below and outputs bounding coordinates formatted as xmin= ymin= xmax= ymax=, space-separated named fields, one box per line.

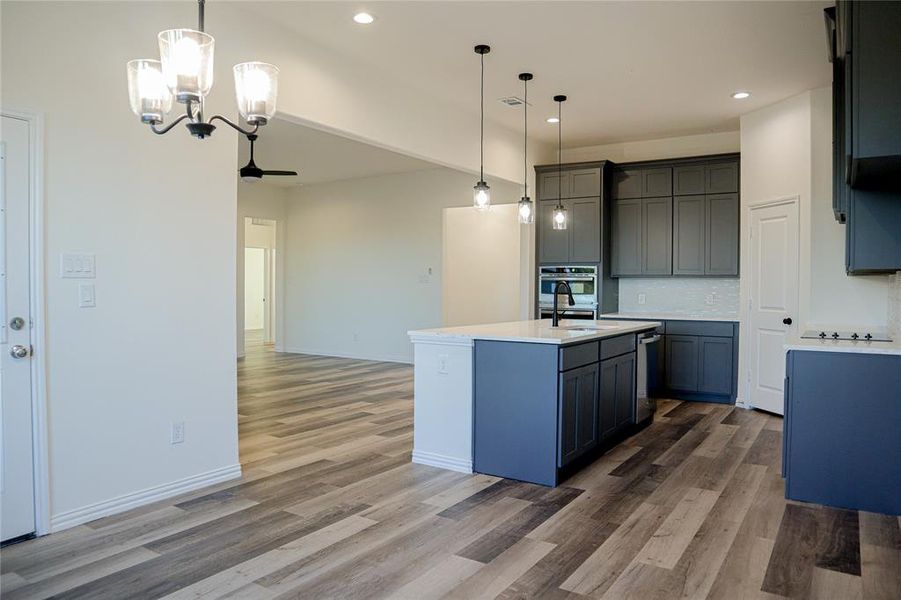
xmin=783 ymin=317 xmax=793 ymax=325
xmin=10 ymin=345 xmax=29 ymax=359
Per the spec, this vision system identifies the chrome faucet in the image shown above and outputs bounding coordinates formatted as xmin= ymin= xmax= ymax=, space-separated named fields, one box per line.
xmin=552 ymin=281 xmax=575 ymax=327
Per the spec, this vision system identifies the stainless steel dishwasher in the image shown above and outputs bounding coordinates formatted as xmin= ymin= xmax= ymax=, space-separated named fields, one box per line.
xmin=635 ymin=332 xmax=662 ymax=423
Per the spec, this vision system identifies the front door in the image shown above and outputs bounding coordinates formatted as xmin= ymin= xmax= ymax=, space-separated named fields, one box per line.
xmin=747 ymin=199 xmax=799 ymax=415
xmin=1 ymin=114 xmax=36 ymax=541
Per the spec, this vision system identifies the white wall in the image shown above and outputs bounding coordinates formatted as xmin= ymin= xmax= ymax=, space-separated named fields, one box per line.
xmin=2 ymin=1 xmax=240 ymax=529
xmin=565 ymin=131 xmax=740 ymax=163
xmin=443 ymin=204 xmax=522 ymax=327
xmin=244 ymin=248 xmax=266 ymax=330
xmin=237 ymin=185 xmax=288 ymax=357
xmin=283 ymin=168 xmax=521 ymax=363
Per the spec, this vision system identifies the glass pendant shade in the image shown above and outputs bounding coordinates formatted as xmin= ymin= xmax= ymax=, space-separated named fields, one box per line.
xmin=127 ymin=59 xmax=172 ymax=123
xmin=158 ymin=28 xmax=214 ymax=102
xmin=234 ymin=62 xmax=279 ymax=125
xmin=518 ymin=197 xmax=534 ymax=224
xmin=473 ymin=181 xmax=491 ymax=211
xmin=552 ymin=205 xmax=568 ymax=230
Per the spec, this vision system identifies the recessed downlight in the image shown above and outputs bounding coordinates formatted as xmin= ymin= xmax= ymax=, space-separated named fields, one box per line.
xmin=731 ymin=91 xmax=751 ymax=99
xmin=353 ymin=12 xmax=375 ymax=24
xmin=546 ymin=117 xmax=560 ymax=123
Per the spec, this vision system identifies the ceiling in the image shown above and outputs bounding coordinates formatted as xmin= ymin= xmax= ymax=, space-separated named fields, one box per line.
xmin=239 ymin=118 xmax=437 ymax=187
xmin=248 ymin=1 xmax=832 ymax=148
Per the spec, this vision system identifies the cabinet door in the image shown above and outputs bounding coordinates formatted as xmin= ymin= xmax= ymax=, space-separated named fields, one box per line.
xmin=665 ymin=335 xmax=699 ymax=392
xmin=642 ymin=197 xmax=673 ymax=275
xmin=613 ymin=168 xmax=642 ymax=199
xmin=705 ymin=193 xmax=739 ymax=275
xmin=611 ymin=198 xmax=642 ymax=276
xmin=570 ymin=198 xmax=601 ymax=263
xmin=539 ymin=171 xmax=570 ymax=201
xmin=558 ymin=369 xmax=579 ymax=466
xmin=570 ymin=168 xmax=601 ymax=198
xmin=673 ymin=195 xmax=706 ymax=275
xmin=699 ymin=336 xmax=733 ymax=395
xmin=576 ymin=363 xmax=599 ymax=453
xmin=705 ymin=162 xmax=738 ymax=194
xmin=673 ymin=165 xmax=706 ymax=195
xmin=614 ymin=353 xmax=636 ymax=429
xmin=599 ymin=359 xmax=618 ymax=439
xmin=539 ymin=200 xmax=570 ymax=264
xmin=642 ymin=168 xmax=673 ymax=197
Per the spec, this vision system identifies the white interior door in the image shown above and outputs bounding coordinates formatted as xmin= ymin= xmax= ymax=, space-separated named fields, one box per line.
xmin=1 ymin=115 xmax=36 ymax=541
xmin=747 ymin=199 xmax=799 ymax=415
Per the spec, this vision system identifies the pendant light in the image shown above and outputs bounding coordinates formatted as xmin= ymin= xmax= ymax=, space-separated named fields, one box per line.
xmin=473 ymin=44 xmax=491 ymax=211
xmin=552 ymin=95 xmax=568 ymax=230
xmin=518 ymin=73 xmax=534 ymax=225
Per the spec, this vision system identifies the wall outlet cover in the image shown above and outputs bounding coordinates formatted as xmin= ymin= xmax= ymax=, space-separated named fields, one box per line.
xmin=437 ymin=354 xmax=449 ymax=375
xmin=637 ymin=293 xmax=646 ymax=305
xmin=78 ymin=283 xmax=96 ymax=308
xmin=171 ymin=421 xmax=185 ymax=445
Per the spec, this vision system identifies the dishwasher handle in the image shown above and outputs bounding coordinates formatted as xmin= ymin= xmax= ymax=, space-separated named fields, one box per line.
xmin=639 ymin=334 xmax=661 ymax=345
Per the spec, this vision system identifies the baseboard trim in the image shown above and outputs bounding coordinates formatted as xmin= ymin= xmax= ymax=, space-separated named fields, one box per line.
xmin=412 ymin=449 xmax=473 ymax=474
xmin=49 ymin=463 xmax=242 ymax=533
xmin=280 ymin=346 xmax=412 ymax=365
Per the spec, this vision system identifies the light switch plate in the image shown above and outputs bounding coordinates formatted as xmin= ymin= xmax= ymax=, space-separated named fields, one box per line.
xmin=78 ymin=283 xmax=96 ymax=308
xmin=60 ymin=253 xmax=96 ymax=278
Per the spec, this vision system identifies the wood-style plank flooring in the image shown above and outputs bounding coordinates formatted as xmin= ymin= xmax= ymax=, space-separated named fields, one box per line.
xmin=3 ymin=344 xmax=900 ymax=599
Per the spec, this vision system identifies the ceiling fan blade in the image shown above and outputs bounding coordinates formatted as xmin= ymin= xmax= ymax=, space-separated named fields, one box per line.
xmin=262 ymin=170 xmax=298 ymax=177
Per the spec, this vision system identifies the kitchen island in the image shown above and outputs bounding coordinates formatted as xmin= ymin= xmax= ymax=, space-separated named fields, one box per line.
xmin=408 ymin=319 xmax=660 ymax=486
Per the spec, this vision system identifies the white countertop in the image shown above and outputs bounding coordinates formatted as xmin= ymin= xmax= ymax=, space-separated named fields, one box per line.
xmin=600 ymin=311 xmax=739 ymax=323
xmin=784 ymin=336 xmax=901 ymax=356
xmin=409 ymin=319 xmax=661 ymax=345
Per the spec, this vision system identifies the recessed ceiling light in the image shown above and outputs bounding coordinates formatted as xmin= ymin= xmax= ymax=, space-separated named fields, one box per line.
xmin=546 ymin=117 xmax=560 ymax=123
xmin=731 ymin=91 xmax=751 ymax=99
xmin=353 ymin=12 xmax=375 ymax=24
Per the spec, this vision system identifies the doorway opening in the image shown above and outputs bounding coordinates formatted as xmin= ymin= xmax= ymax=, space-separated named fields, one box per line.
xmin=244 ymin=217 xmax=277 ymax=350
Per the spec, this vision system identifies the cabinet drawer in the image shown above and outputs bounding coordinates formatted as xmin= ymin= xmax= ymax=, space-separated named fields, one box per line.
xmin=665 ymin=320 xmax=734 ymax=337
xmin=559 ymin=341 xmax=599 ymax=372
xmin=600 ymin=334 xmax=636 ymax=360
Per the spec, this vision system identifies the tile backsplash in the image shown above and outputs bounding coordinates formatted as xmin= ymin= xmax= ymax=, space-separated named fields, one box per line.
xmin=889 ymin=272 xmax=901 ymax=336
xmin=617 ymin=278 xmax=740 ymax=317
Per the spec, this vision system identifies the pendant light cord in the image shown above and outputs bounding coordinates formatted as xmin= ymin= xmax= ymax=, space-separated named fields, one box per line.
xmin=198 ymin=0 xmax=205 ymax=32
xmin=480 ymin=52 xmax=485 ymax=183
xmin=557 ymin=100 xmax=562 ymax=204
xmin=523 ymin=78 xmax=528 ymax=198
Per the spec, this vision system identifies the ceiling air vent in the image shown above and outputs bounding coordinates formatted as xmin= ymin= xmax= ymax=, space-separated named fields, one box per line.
xmin=497 ymin=96 xmax=528 ymax=108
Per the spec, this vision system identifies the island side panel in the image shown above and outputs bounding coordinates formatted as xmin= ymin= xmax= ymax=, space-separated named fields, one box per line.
xmin=411 ymin=336 xmax=474 ymax=473
xmin=474 ymin=340 xmax=559 ymax=486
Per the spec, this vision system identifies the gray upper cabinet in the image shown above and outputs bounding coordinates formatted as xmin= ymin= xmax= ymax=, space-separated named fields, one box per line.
xmin=570 ymin=198 xmax=601 ymax=263
xmin=706 ymin=193 xmax=739 ymax=275
xmin=612 ymin=168 xmax=642 ymax=199
xmin=570 ymin=168 xmax=602 ymax=198
xmin=611 ymin=198 xmax=642 ymax=276
xmin=673 ymin=195 xmax=706 ymax=275
xmin=642 ymin=168 xmax=673 ymax=197
xmin=642 ymin=197 xmax=673 ymax=275
xmin=539 ymin=200 xmax=570 ymax=264
xmin=538 ymin=171 xmax=570 ymax=201
xmin=538 ymin=167 xmax=601 ymax=200
xmin=673 ymin=165 xmax=706 ymax=195
xmin=705 ymin=162 xmax=739 ymax=194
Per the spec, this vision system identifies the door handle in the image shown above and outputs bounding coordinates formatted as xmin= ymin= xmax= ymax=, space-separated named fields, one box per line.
xmin=10 ymin=344 xmax=30 ymax=359
xmin=783 ymin=317 xmax=793 ymax=325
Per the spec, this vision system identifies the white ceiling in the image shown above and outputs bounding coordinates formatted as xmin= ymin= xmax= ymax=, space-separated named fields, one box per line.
xmin=239 ymin=118 xmax=437 ymax=186
xmin=249 ymin=1 xmax=832 ymax=148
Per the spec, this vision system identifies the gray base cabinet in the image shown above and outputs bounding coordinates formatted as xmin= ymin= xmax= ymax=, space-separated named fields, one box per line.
xmin=784 ymin=350 xmax=901 ymax=515
xmin=474 ymin=332 xmax=650 ymax=487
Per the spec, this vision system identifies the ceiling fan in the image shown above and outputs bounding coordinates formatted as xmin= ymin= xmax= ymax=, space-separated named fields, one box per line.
xmin=239 ymin=134 xmax=298 ymax=182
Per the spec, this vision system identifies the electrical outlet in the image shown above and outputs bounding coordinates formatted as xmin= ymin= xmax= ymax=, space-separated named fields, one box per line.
xmin=171 ymin=421 xmax=185 ymax=445
xmin=705 ymin=294 xmax=717 ymax=306
xmin=437 ymin=354 xmax=449 ymax=375
xmin=637 ymin=293 xmax=646 ymax=305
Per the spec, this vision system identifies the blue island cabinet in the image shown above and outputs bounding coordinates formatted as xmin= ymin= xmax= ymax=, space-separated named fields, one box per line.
xmin=784 ymin=350 xmax=901 ymax=515
xmin=473 ymin=333 xmax=643 ymax=487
